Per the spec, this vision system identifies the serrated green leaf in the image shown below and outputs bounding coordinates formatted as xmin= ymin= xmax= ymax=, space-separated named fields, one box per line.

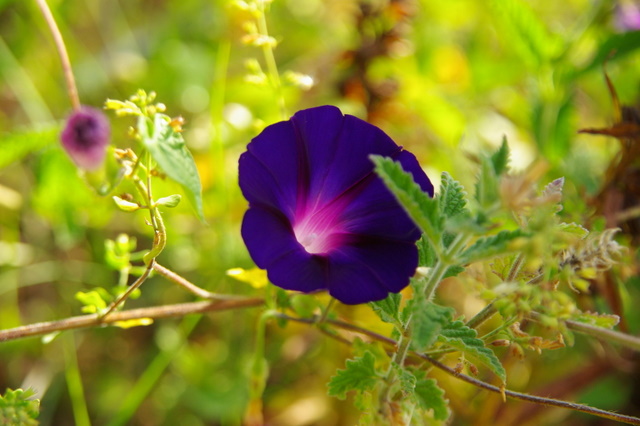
xmin=418 ymin=236 xmax=436 ymax=268
xmin=369 ymin=293 xmax=402 ymax=325
xmin=0 ymin=126 xmax=58 ymax=169
xmin=438 ymin=321 xmax=506 ymax=381
xmin=460 ymin=230 xmax=528 ymax=264
xmin=328 ymin=351 xmax=379 ymax=400
xmin=443 ymin=265 xmax=465 ymax=279
xmin=139 ymin=115 xmax=204 ymax=220
xmin=413 ymin=374 xmax=449 ymax=421
xmin=439 ymin=172 xmax=468 ymax=218
xmin=0 ymin=388 xmax=40 ymax=425
xmin=372 ymin=155 xmax=442 ymax=246
xmin=392 ymin=363 xmax=417 ymax=398
xmin=409 ymin=299 xmax=455 ymax=352
xmin=490 ymin=137 xmax=510 ymax=176
xmin=572 ymin=311 xmax=620 ymax=329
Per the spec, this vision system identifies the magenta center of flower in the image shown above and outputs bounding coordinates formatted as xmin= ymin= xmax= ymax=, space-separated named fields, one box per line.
xmin=293 ymin=205 xmax=345 ymax=255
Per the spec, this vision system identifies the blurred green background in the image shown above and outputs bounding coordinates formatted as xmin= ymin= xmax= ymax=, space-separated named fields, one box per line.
xmin=1 ymin=0 xmax=640 ymax=424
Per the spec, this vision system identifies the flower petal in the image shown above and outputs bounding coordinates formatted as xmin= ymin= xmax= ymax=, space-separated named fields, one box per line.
xmin=325 ymin=252 xmax=391 ymax=304
xmin=339 ymin=150 xmax=434 ymax=239
xmin=241 ymin=120 xmax=301 ymax=214
xmin=333 ymin=238 xmax=418 ymax=294
xmin=265 ymin=250 xmax=328 ymax=293
xmin=241 ymin=207 xmax=299 ymax=269
xmin=291 ymin=106 xmax=400 ymax=207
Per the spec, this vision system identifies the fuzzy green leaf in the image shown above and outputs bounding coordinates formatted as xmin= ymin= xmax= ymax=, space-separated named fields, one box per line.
xmin=372 ymin=155 xmax=442 ymax=246
xmin=460 ymin=230 xmax=528 ymax=264
xmin=328 ymin=351 xmax=379 ymax=400
xmin=418 ymin=236 xmax=437 ymax=268
xmin=409 ymin=299 xmax=455 ymax=352
xmin=439 ymin=172 xmax=468 ymax=218
xmin=369 ymin=293 xmax=402 ymax=325
xmin=139 ymin=115 xmax=204 ymax=220
xmin=438 ymin=321 xmax=506 ymax=381
xmin=0 ymin=388 xmax=40 ymax=426
xmin=413 ymin=374 xmax=449 ymax=421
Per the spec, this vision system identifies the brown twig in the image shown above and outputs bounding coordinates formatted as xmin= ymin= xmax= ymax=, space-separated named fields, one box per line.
xmin=419 ymin=353 xmax=640 ymax=425
xmin=0 ymin=298 xmax=263 ymax=342
xmin=153 ymin=263 xmax=249 ymax=301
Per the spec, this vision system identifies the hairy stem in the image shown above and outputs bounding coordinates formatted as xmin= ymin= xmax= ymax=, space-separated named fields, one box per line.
xmin=34 ymin=0 xmax=80 ymax=110
xmin=466 ymin=302 xmax=497 ymax=329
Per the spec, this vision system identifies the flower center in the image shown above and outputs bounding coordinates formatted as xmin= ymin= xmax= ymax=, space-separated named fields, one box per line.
xmin=293 ymin=209 xmax=344 ymax=255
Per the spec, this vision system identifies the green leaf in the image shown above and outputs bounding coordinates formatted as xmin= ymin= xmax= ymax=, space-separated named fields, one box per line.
xmin=460 ymin=230 xmax=528 ymax=264
xmin=372 ymin=155 xmax=442 ymax=246
xmin=443 ymin=265 xmax=465 ymax=279
xmin=490 ymin=137 xmax=510 ymax=176
xmin=438 ymin=172 xmax=468 ymax=218
xmin=0 ymin=126 xmax=58 ymax=169
xmin=75 ymin=290 xmax=108 ymax=314
xmin=391 ymin=363 xmax=417 ymax=398
xmin=0 ymin=388 xmax=40 ymax=426
xmin=579 ymin=31 xmax=640 ymax=76
xmin=572 ymin=311 xmax=620 ymax=329
xmin=558 ymin=222 xmax=589 ymax=239
xmin=139 ymin=115 xmax=204 ymax=220
xmin=438 ymin=320 xmax=506 ymax=381
xmin=474 ymin=155 xmax=499 ymax=208
xmin=409 ymin=298 xmax=455 ymax=352
xmin=418 ymin=236 xmax=436 ymax=268
xmin=369 ymin=293 xmax=402 ymax=325
xmin=413 ymin=374 xmax=449 ymax=421
xmin=328 ymin=351 xmax=379 ymax=400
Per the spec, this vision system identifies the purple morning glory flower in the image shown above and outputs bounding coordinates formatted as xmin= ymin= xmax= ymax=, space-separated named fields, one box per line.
xmin=60 ymin=106 xmax=110 ymax=170
xmin=239 ymin=106 xmax=433 ymax=304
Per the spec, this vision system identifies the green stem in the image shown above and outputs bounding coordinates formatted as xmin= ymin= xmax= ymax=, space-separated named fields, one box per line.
xmin=507 ymin=253 xmax=525 ymax=282
xmin=63 ymin=334 xmax=91 ymax=426
xmin=466 ymin=302 xmax=497 ymax=329
xmin=256 ymin=0 xmax=286 ymax=119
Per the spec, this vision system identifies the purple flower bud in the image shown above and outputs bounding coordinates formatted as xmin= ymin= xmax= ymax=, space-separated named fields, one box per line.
xmin=60 ymin=106 xmax=110 ymax=170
